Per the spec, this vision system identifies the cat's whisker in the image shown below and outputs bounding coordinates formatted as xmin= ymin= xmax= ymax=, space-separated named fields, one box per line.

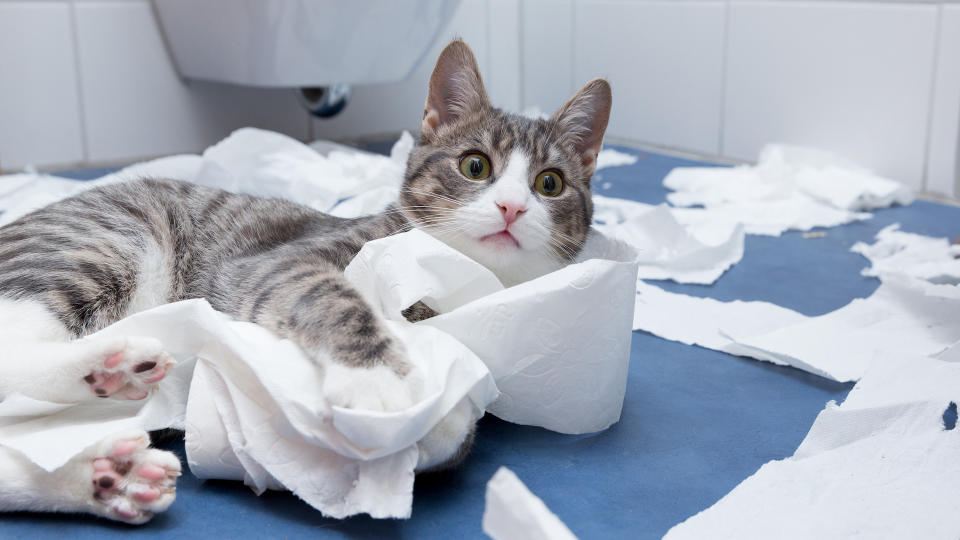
xmin=399 ymin=206 xmax=460 ymax=215
xmin=375 ymin=205 xmax=457 ymax=219
xmin=547 ymin=239 xmax=579 ymax=261
xmin=405 ymin=213 xmax=463 ymax=225
xmin=399 ymin=187 xmax=465 ymax=208
xmin=550 ymin=229 xmax=586 ymax=249
xmin=411 ymin=223 xmax=467 ymax=237
xmin=405 ymin=216 xmax=467 ymax=235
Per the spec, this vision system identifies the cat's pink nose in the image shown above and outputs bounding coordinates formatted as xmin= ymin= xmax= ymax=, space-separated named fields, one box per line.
xmin=497 ymin=202 xmax=526 ymax=226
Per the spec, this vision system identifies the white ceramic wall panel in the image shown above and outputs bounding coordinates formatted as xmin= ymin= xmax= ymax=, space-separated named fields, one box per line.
xmin=312 ymin=0 xmax=497 ymax=140
xmin=574 ymin=0 xmax=726 ymax=155
xmin=74 ymin=0 xmax=308 ymax=163
xmin=487 ymin=0 xmax=522 ymax=113
xmin=723 ymin=1 xmax=938 ymax=189
xmin=926 ymin=5 xmax=960 ymax=198
xmin=0 ymin=2 xmax=85 ymax=170
xmin=521 ymin=0 xmax=574 ymax=115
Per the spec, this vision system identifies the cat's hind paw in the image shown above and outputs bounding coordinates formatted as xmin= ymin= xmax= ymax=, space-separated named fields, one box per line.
xmin=82 ymin=337 xmax=175 ymax=400
xmin=323 ymin=362 xmax=424 ymax=413
xmin=87 ymin=429 xmax=181 ymax=524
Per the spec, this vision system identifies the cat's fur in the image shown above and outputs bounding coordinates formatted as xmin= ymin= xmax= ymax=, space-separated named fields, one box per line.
xmin=0 ymin=40 xmax=610 ymax=523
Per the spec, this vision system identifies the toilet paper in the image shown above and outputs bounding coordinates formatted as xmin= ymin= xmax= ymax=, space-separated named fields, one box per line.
xmin=0 ymin=227 xmax=637 ymax=517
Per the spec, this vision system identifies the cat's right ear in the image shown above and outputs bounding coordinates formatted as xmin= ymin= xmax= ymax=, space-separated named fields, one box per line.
xmin=552 ymin=78 xmax=612 ymax=174
xmin=421 ymin=40 xmax=490 ymax=139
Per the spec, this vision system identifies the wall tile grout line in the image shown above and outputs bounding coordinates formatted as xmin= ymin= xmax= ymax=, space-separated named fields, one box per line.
xmin=955 ymin=92 xmax=960 ymax=199
xmin=921 ymin=4 xmax=944 ymax=193
xmin=570 ymin=0 xmax=577 ymax=98
xmin=67 ymin=0 xmax=90 ymax=164
xmin=518 ymin=0 xmax=526 ymax=110
xmin=515 ymin=0 xmax=523 ymax=111
xmin=718 ymin=0 xmax=732 ymax=158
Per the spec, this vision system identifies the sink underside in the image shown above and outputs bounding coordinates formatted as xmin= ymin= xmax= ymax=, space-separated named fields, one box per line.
xmin=153 ymin=0 xmax=460 ymax=88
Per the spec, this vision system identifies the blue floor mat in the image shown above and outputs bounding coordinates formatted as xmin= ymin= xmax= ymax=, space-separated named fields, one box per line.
xmin=3 ymin=146 xmax=958 ymax=538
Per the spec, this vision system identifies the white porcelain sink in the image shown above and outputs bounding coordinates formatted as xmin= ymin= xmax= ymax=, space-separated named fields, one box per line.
xmin=153 ymin=0 xmax=459 ymax=87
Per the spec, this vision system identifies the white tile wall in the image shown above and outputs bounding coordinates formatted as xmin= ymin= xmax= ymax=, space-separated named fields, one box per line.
xmin=1 ymin=0 xmax=959 ymax=200
xmin=487 ymin=0 xmax=523 ymax=113
xmin=926 ymin=5 xmax=960 ymax=197
xmin=73 ymin=0 xmax=308 ymax=163
xmin=723 ymin=1 xmax=938 ymax=189
xmin=311 ymin=0 xmax=511 ymax=140
xmin=521 ymin=0 xmax=575 ymax=115
xmin=0 ymin=2 xmax=85 ymax=170
xmin=573 ymin=0 xmax=726 ymax=156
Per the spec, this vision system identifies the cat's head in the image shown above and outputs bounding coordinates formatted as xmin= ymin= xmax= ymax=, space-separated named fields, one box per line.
xmin=400 ymin=40 xmax=611 ymax=286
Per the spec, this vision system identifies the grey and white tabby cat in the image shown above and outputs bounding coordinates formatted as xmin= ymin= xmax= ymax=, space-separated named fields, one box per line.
xmin=0 ymin=40 xmax=610 ymax=524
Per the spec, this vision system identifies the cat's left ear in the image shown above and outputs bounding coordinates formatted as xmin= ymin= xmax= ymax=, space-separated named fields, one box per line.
xmin=421 ymin=39 xmax=490 ymax=139
xmin=552 ymin=79 xmax=612 ymax=174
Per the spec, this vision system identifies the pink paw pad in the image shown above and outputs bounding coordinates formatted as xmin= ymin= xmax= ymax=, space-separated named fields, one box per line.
xmin=90 ymin=433 xmax=181 ymax=524
xmin=82 ymin=338 xmax=174 ymax=400
xmin=104 ymin=351 xmax=124 ymax=369
xmin=142 ymin=366 xmax=166 ymax=384
xmin=137 ymin=464 xmax=167 ymax=481
xmin=113 ymin=439 xmax=140 ymax=457
xmin=132 ymin=487 xmax=161 ymax=503
xmin=124 ymin=388 xmax=149 ymax=400
xmin=112 ymin=504 xmax=140 ymax=520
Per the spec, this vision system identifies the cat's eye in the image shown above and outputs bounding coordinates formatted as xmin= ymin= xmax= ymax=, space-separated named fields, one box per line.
xmin=534 ymin=170 xmax=564 ymax=197
xmin=458 ymin=153 xmax=491 ymax=181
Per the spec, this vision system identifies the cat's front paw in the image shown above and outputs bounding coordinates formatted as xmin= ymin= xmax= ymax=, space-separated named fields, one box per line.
xmin=85 ymin=429 xmax=181 ymax=524
xmin=82 ymin=337 xmax=175 ymax=400
xmin=323 ymin=362 xmax=424 ymax=413
xmin=416 ymin=397 xmax=479 ymax=472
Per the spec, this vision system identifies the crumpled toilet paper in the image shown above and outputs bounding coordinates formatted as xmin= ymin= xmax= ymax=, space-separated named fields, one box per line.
xmin=0 ymin=223 xmax=638 ymax=517
xmin=633 ymin=277 xmax=960 ymax=382
xmin=593 ymin=195 xmax=744 ymax=284
xmin=0 ymin=155 xmax=204 ymax=227
xmin=194 ymin=128 xmax=414 ymax=214
xmin=482 ymin=467 xmax=577 ymax=540
xmin=180 ymin=292 xmax=499 ymax=518
xmin=662 ymin=144 xmax=913 ymax=236
xmin=595 ymin=148 xmax=638 ymax=170
xmin=852 ymin=223 xmax=960 ymax=284
xmin=665 ymin=351 xmax=960 ymax=539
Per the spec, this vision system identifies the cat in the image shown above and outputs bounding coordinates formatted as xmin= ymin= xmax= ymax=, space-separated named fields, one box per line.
xmin=0 ymin=40 xmax=611 ymax=524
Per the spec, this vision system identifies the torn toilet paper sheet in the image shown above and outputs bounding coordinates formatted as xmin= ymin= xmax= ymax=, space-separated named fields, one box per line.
xmin=483 ymin=467 xmax=577 ymax=540
xmin=0 ymin=174 xmax=72 ymax=210
xmin=632 ymin=281 xmax=807 ymax=353
xmin=0 ymin=128 xmax=411 ymax=227
xmin=0 ymin=227 xmax=636 ymax=517
xmin=593 ymin=195 xmax=744 ymax=284
xmin=667 ymin=144 xmax=914 ymax=211
xmin=852 ymin=223 xmax=960 ymax=284
xmin=0 ymin=155 xmax=204 ymax=227
xmin=633 ymin=277 xmax=960 ymax=382
xmin=663 ymin=144 xmax=913 ymax=236
xmin=664 ymin=354 xmax=960 ymax=539
xmin=194 ymin=129 xmax=414 ymax=214
xmin=669 ymin=197 xmax=870 ymax=238
xmin=595 ymin=148 xmax=638 ymax=170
